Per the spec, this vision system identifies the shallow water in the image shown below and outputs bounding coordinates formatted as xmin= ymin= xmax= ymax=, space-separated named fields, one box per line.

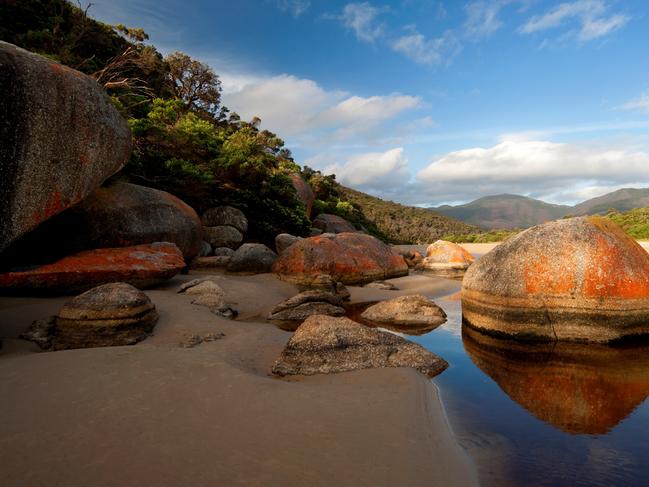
xmin=409 ymin=281 xmax=649 ymax=487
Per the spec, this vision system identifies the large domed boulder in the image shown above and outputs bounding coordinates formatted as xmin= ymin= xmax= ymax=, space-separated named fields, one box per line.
xmin=0 ymin=242 xmax=185 ymax=295
xmin=287 ymin=172 xmax=315 ymax=217
xmin=422 ymin=240 xmax=474 ymax=276
xmin=312 ymin=214 xmax=357 ymax=234
xmin=273 ymin=233 xmax=408 ymax=285
xmin=271 ymin=315 xmax=448 ymax=377
xmin=0 ymin=42 xmax=131 ymax=253
xmin=462 ymin=217 xmax=649 ymax=343
xmin=53 ymin=283 xmax=159 ymax=350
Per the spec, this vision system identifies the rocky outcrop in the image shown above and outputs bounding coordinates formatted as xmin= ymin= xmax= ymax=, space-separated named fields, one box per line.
xmin=275 ymin=233 xmax=301 ymax=255
xmin=202 ymin=225 xmax=243 ymax=250
xmin=312 ymin=214 xmax=357 ymax=234
xmin=360 ymin=295 xmax=447 ymax=330
xmin=0 ymin=242 xmax=184 ymax=295
xmin=227 ymin=243 xmax=277 ymax=274
xmin=201 ymin=206 xmax=248 ymax=233
xmin=421 ymin=240 xmax=474 ymax=276
xmin=462 ymin=217 xmax=649 ymax=342
xmin=463 ymin=326 xmax=649 ymax=434
xmin=53 ymin=283 xmax=158 ymax=350
xmin=272 ymin=315 xmax=448 ymax=377
xmin=267 ymin=291 xmax=346 ymax=331
xmin=0 ymin=42 xmax=131 ymax=252
xmin=287 ymin=173 xmax=315 ymax=217
xmin=273 ymin=233 xmax=408 ymax=285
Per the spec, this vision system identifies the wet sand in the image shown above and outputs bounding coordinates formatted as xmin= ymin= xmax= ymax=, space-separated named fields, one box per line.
xmin=0 ymin=272 xmax=476 ymax=487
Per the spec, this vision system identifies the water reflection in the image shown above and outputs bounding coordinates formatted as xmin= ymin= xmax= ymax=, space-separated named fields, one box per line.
xmin=462 ymin=326 xmax=649 ymax=435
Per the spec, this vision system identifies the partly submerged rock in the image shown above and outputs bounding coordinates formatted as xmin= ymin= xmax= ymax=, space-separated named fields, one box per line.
xmin=0 ymin=42 xmax=131 ymax=253
xmin=201 ymin=206 xmax=248 ymax=233
xmin=360 ymin=295 xmax=447 ymax=331
xmin=421 ymin=240 xmax=474 ymax=276
xmin=227 ymin=243 xmax=277 ymax=274
xmin=202 ymin=225 xmax=243 ymax=250
xmin=53 ymin=283 xmax=158 ymax=350
xmin=267 ymin=291 xmax=346 ymax=331
xmin=272 ymin=315 xmax=448 ymax=377
xmin=0 ymin=242 xmax=184 ymax=295
xmin=462 ymin=216 xmax=649 ymax=343
xmin=273 ymin=233 xmax=408 ymax=285
xmin=312 ymin=214 xmax=357 ymax=234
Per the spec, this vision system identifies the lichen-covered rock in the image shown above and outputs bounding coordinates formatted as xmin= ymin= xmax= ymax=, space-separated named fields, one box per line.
xmin=0 ymin=242 xmax=184 ymax=295
xmin=275 ymin=233 xmax=301 ymax=254
xmin=462 ymin=217 xmax=649 ymax=343
xmin=421 ymin=240 xmax=474 ymax=275
xmin=272 ymin=315 xmax=448 ymax=377
xmin=273 ymin=233 xmax=408 ymax=285
xmin=312 ymin=214 xmax=357 ymax=234
xmin=287 ymin=172 xmax=315 ymax=217
xmin=0 ymin=42 xmax=131 ymax=252
xmin=201 ymin=206 xmax=248 ymax=233
xmin=227 ymin=243 xmax=277 ymax=274
xmin=53 ymin=283 xmax=158 ymax=350
xmin=361 ymin=295 xmax=447 ymax=329
xmin=267 ymin=291 xmax=346 ymax=330
xmin=202 ymin=225 xmax=243 ymax=249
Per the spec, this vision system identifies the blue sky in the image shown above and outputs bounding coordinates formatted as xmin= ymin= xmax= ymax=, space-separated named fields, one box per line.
xmin=91 ymin=0 xmax=649 ymax=206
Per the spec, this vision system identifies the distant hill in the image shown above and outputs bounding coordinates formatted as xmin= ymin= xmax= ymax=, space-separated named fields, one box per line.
xmin=340 ymin=187 xmax=478 ymax=244
xmin=571 ymin=188 xmax=649 ymax=216
xmin=431 ymin=194 xmax=570 ymax=230
xmin=431 ymin=188 xmax=649 ymax=230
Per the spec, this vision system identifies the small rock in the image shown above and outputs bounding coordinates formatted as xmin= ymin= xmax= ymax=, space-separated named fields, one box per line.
xmin=179 ymin=334 xmax=203 ymax=348
xmin=190 ymin=256 xmax=231 ymax=269
xmin=275 ymin=233 xmax=301 ymax=254
xmin=191 ymin=293 xmax=226 ymax=307
xmin=227 ymin=243 xmax=277 ymax=274
xmin=310 ymin=228 xmax=323 ymax=237
xmin=201 ymin=207 xmax=248 ymax=233
xmin=360 ymin=295 xmax=447 ymax=329
xmin=213 ymin=247 xmax=235 ymax=257
xmin=272 ymin=315 xmax=448 ymax=377
xmin=364 ymin=281 xmax=399 ymax=291
xmin=199 ymin=241 xmax=212 ymax=257
xmin=203 ymin=225 xmax=243 ymax=249
xmin=211 ymin=306 xmax=238 ymax=319
xmin=177 ymin=277 xmax=223 ymax=294
xmin=20 ymin=316 xmax=56 ymax=349
xmin=203 ymin=332 xmax=225 ymax=342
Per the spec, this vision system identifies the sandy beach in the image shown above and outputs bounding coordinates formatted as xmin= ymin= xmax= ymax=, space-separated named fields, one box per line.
xmin=0 ymin=272 xmax=477 ymax=487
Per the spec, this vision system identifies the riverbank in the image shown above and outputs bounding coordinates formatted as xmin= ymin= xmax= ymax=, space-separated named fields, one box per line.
xmin=0 ymin=272 xmax=477 ymax=487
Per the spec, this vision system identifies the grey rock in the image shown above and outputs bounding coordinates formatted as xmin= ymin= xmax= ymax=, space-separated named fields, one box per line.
xmin=213 ymin=247 xmax=235 ymax=257
xmin=364 ymin=281 xmax=399 ymax=291
xmin=199 ymin=241 xmax=212 ymax=257
xmin=360 ymin=294 xmax=447 ymax=329
xmin=202 ymin=225 xmax=243 ymax=249
xmin=312 ymin=214 xmax=357 ymax=234
xmin=227 ymin=243 xmax=277 ymax=274
xmin=275 ymin=233 xmax=301 ymax=254
xmin=201 ymin=206 xmax=248 ymax=233
xmin=20 ymin=316 xmax=56 ymax=349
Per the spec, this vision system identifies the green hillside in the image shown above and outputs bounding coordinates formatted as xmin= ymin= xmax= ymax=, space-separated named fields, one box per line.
xmin=604 ymin=207 xmax=649 ymax=239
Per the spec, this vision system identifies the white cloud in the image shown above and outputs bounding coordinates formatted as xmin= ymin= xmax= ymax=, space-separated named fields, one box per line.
xmin=323 ymin=148 xmax=411 ymax=191
xmin=339 ymin=2 xmax=386 ymax=43
xmin=222 ymin=74 xmax=421 ymax=144
xmin=414 ymin=138 xmax=649 ymax=204
xmin=520 ymin=0 xmax=630 ymax=41
xmin=391 ymin=28 xmax=460 ymax=65
xmin=622 ymin=93 xmax=649 ymax=114
xmin=464 ymin=1 xmax=510 ymax=39
xmin=274 ymin=0 xmax=311 ymax=17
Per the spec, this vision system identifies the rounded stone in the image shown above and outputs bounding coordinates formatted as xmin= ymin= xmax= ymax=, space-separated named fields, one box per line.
xmin=201 ymin=206 xmax=248 ymax=233
xmin=422 ymin=240 xmax=474 ymax=271
xmin=462 ymin=217 xmax=649 ymax=343
xmin=202 ymin=225 xmax=243 ymax=249
xmin=227 ymin=243 xmax=277 ymax=274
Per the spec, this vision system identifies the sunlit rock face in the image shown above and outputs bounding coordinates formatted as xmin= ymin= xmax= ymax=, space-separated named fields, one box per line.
xmin=462 ymin=326 xmax=649 ymax=435
xmin=462 ymin=217 xmax=649 ymax=343
xmin=422 ymin=240 xmax=474 ymax=276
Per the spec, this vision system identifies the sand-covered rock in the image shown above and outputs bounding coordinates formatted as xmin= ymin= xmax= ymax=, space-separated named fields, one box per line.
xmin=0 ymin=42 xmax=131 ymax=253
xmin=227 ymin=243 xmax=277 ymax=274
xmin=462 ymin=217 xmax=649 ymax=342
xmin=202 ymin=225 xmax=243 ymax=250
xmin=421 ymin=240 xmax=474 ymax=275
xmin=361 ymin=295 xmax=447 ymax=329
xmin=273 ymin=233 xmax=408 ymax=285
xmin=201 ymin=206 xmax=248 ymax=233
xmin=0 ymin=242 xmax=184 ymax=295
xmin=267 ymin=291 xmax=346 ymax=330
xmin=272 ymin=315 xmax=448 ymax=377
xmin=53 ymin=283 xmax=158 ymax=349
xmin=312 ymin=214 xmax=357 ymax=234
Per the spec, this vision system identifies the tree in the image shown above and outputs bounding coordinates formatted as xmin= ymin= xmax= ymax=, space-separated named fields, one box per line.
xmin=165 ymin=51 xmax=222 ymax=116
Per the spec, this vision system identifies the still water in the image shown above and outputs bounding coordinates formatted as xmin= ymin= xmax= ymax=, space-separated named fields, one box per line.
xmin=408 ymin=280 xmax=649 ymax=487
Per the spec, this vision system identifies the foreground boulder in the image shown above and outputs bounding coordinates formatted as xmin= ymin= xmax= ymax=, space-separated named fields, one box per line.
xmin=0 ymin=242 xmax=184 ymax=295
xmin=360 ymin=295 xmax=447 ymax=331
xmin=272 ymin=315 xmax=448 ymax=377
xmin=53 ymin=283 xmax=158 ymax=350
xmin=273 ymin=233 xmax=408 ymax=285
xmin=312 ymin=214 xmax=357 ymax=234
xmin=227 ymin=243 xmax=277 ymax=274
xmin=421 ymin=240 xmax=474 ymax=276
xmin=267 ymin=291 xmax=346 ymax=331
xmin=0 ymin=42 xmax=131 ymax=252
xmin=462 ymin=217 xmax=649 ymax=343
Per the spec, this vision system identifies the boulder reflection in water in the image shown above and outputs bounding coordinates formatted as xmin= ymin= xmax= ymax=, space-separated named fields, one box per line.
xmin=462 ymin=325 xmax=649 ymax=435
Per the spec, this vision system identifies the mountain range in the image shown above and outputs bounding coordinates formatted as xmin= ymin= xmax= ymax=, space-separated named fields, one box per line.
xmin=430 ymin=188 xmax=649 ymax=230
